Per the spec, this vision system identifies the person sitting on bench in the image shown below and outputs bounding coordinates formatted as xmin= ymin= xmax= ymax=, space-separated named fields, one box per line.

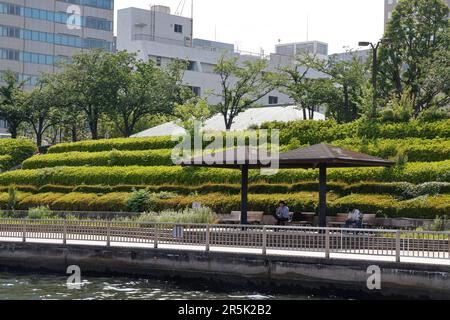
xmin=273 ymin=201 xmax=290 ymax=225
xmin=345 ymin=208 xmax=362 ymax=228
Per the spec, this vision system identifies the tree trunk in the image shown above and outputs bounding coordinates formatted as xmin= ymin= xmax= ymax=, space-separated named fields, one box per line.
xmin=89 ymin=118 xmax=99 ymax=140
xmin=343 ymin=84 xmax=350 ymax=122
xmin=71 ymin=125 xmax=78 ymax=143
xmin=9 ymin=125 xmax=18 ymax=139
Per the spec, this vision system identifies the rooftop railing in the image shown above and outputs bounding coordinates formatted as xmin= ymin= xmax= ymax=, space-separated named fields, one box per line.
xmin=0 ymin=219 xmax=448 ymax=263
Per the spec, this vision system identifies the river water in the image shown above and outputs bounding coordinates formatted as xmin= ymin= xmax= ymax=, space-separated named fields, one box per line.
xmin=0 ymin=272 xmax=338 ymax=300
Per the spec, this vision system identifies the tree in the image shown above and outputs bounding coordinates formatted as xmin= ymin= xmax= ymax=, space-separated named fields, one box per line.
xmin=277 ymin=53 xmax=317 ymax=120
xmin=174 ymin=98 xmax=212 ymax=134
xmin=57 ymin=49 xmax=119 ymax=139
xmin=0 ymin=71 xmax=27 ymax=138
xmin=211 ymin=56 xmax=276 ymax=130
xmin=108 ymin=53 xmax=190 ymax=137
xmin=24 ymin=76 xmax=61 ymax=147
xmin=379 ymin=0 xmax=449 ymax=115
xmin=315 ymin=53 xmax=369 ymax=123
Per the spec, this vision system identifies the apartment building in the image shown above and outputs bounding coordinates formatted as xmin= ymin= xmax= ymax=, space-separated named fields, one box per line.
xmin=0 ymin=0 xmax=114 ymax=134
xmin=117 ymin=5 xmax=325 ymax=108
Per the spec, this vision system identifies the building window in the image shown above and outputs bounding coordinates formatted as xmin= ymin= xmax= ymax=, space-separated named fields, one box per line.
xmin=174 ymin=24 xmax=183 ymax=33
xmin=190 ymin=86 xmax=201 ymax=96
xmin=156 ymin=56 xmax=162 ymax=66
xmin=269 ymin=96 xmax=279 ymax=105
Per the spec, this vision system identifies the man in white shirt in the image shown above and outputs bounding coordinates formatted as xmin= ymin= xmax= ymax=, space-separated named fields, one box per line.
xmin=345 ymin=208 xmax=362 ymax=228
xmin=273 ymin=201 xmax=290 ymax=225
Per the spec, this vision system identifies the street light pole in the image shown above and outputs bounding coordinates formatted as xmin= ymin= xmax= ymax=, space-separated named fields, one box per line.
xmin=359 ymin=39 xmax=389 ymax=119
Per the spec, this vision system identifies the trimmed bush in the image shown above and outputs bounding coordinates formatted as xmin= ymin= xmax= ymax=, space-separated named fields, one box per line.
xmin=22 ymin=149 xmax=175 ymax=169
xmin=48 ymin=137 xmax=177 ymax=154
xmin=328 ymin=194 xmax=450 ymax=219
xmin=0 ymin=161 xmax=448 ymax=187
xmin=0 ymin=139 xmax=36 ymax=170
xmin=332 ymin=138 xmax=450 ymax=162
xmin=261 ymin=119 xmax=450 ymax=146
xmin=0 ymin=155 xmax=12 ymax=171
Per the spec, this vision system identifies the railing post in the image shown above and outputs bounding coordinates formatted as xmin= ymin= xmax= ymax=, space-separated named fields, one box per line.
xmin=448 ymin=233 xmax=450 ymax=260
xmin=22 ymin=220 xmax=26 ymax=243
xmin=106 ymin=222 xmax=111 ymax=247
xmin=262 ymin=226 xmax=267 ymax=255
xmin=205 ymin=225 xmax=210 ymax=252
xmin=154 ymin=224 xmax=159 ymax=249
xmin=63 ymin=220 xmax=67 ymax=245
xmin=396 ymin=230 xmax=401 ymax=263
xmin=325 ymin=228 xmax=330 ymax=259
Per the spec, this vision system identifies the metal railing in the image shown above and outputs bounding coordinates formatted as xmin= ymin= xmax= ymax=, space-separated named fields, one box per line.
xmin=0 ymin=219 xmax=449 ymax=263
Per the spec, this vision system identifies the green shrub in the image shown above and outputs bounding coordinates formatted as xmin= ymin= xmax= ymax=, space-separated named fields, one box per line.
xmin=262 ymin=119 xmax=450 ymax=146
xmin=27 ymin=206 xmax=55 ymax=219
xmin=23 ymin=149 xmax=175 ymax=169
xmin=126 ymin=189 xmax=153 ymax=213
xmin=38 ymin=184 xmax=74 ymax=193
xmin=0 ymin=155 xmax=12 ymax=171
xmin=136 ymin=207 xmax=218 ymax=224
xmin=332 ymin=138 xmax=450 ymax=162
xmin=48 ymin=137 xmax=178 ymax=154
xmin=0 ymin=161 xmax=448 ymax=187
xmin=0 ymin=139 xmax=36 ymax=170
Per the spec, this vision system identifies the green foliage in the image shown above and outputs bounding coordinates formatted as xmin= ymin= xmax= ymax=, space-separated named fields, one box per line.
xmin=0 ymin=161 xmax=449 ymax=187
xmin=137 ymin=207 xmax=218 ymax=224
xmin=379 ymin=0 xmax=449 ymax=114
xmin=332 ymin=138 xmax=450 ymax=162
xmin=379 ymin=91 xmax=414 ymax=123
xmin=262 ymin=119 xmax=450 ymax=146
xmin=27 ymin=206 xmax=55 ymax=219
xmin=126 ymin=189 xmax=153 ymax=213
xmin=23 ymin=149 xmax=174 ymax=169
xmin=417 ymin=107 xmax=450 ymax=123
xmin=7 ymin=185 xmax=18 ymax=210
xmin=48 ymin=137 xmax=177 ymax=153
xmin=0 ymin=139 xmax=36 ymax=170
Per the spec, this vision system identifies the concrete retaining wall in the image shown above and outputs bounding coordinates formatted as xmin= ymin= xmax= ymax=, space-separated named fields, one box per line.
xmin=0 ymin=242 xmax=449 ymax=299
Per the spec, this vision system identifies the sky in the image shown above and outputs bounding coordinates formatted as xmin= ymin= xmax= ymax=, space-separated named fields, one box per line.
xmin=114 ymin=0 xmax=385 ymax=55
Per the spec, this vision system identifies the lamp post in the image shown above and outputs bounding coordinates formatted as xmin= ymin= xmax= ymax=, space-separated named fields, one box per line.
xmin=358 ymin=38 xmax=390 ymax=119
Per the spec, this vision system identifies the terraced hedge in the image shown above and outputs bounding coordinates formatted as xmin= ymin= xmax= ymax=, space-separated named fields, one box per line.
xmin=48 ymin=137 xmax=178 ymax=154
xmin=3 ymin=181 xmax=449 ymax=197
xmin=23 ymin=149 xmax=174 ymax=169
xmin=262 ymin=119 xmax=450 ymax=146
xmin=0 ymin=139 xmax=36 ymax=170
xmin=331 ymin=138 xmax=450 ymax=162
xmin=1 ymin=191 xmax=448 ymax=219
xmin=0 ymin=161 xmax=449 ymax=187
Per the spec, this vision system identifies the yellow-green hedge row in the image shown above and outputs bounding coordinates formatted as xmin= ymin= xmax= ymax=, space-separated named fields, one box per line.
xmin=48 ymin=137 xmax=178 ymax=154
xmin=23 ymin=149 xmax=174 ymax=169
xmin=0 ymin=161 xmax=449 ymax=187
xmin=1 ymin=191 xmax=448 ymax=219
xmin=331 ymin=138 xmax=450 ymax=162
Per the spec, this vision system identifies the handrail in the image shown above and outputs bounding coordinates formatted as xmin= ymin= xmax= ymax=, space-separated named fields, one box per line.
xmin=0 ymin=219 xmax=448 ymax=263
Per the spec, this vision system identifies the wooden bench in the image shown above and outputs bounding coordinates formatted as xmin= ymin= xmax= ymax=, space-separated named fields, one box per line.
xmin=362 ymin=214 xmax=377 ymax=228
xmin=219 ymin=211 xmax=264 ymax=225
xmin=282 ymin=212 xmax=315 ymax=226
xmin=328 ymin=213 xmax=348 ymax=227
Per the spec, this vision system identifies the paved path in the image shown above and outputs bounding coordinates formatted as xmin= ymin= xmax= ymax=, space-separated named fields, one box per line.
xmin=1 ymin=236 xmax=449 ymax=267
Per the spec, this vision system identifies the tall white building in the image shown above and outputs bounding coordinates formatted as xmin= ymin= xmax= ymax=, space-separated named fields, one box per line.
xmin=117 ymin=5 xmax=326 ymax=108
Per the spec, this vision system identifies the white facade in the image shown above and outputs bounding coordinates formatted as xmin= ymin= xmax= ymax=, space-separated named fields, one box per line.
xmin=117 ymin=6 xmax=326 ymax=108
xmin=132 ymin=105 xmax=326 ymax=138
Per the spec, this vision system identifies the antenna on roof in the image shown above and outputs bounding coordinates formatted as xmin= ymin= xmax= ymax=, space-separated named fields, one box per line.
xmin=306 ymin=15 xmax=309 ymax=41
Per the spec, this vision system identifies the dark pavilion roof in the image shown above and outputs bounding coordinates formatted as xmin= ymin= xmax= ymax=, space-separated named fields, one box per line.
xmin=277 ymin=144 xmax=395 ymax=168
xmin=181 ymin=144 xmax=395 ymax=169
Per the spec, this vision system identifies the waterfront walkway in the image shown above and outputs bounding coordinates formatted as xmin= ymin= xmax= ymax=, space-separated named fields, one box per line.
xmin=0 ymin=219 xmax=449 ymax=267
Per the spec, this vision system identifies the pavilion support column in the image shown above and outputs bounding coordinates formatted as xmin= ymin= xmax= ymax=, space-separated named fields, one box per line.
xmin=241 ymin=165 xmax=249 ymax=225
xmin=319 ymin=164 xmax=327 ymax=228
